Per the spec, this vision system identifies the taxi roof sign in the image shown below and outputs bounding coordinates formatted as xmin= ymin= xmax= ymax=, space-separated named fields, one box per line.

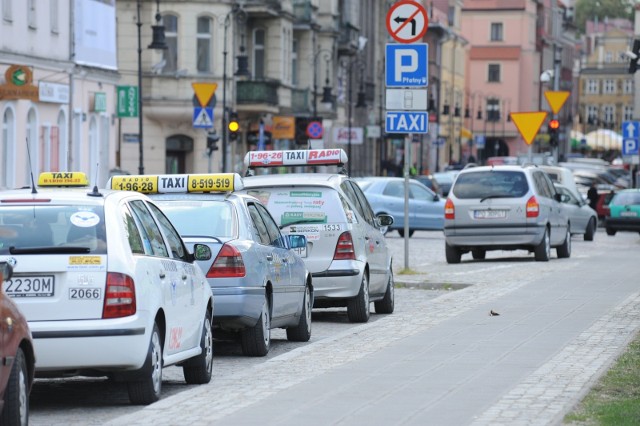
xmin=244 ymin=149 xmax=348 ymax=168
xmin=38 ymin=172 xmax=89 ymax=187
xmin=108 ymin=173 xmax=243 ymax=194
xmin=509 ymin=111 xmax=548 ymax=145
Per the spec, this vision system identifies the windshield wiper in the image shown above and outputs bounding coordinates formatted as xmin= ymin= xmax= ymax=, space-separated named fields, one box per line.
xmin=9 ymin=246 xmax=91 ymax=255
xmin=480 ymin=195 xmax=514 ymax=203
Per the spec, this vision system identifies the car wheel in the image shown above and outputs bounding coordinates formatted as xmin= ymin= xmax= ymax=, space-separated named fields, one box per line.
xmin=128 ymin=323 xmax=162 ymax=405
xmin=557 ymin=228 xmax=571 ymax=259
xmin=286 ymin=285 xmax=312 ymax=342
xmin=445 ymin=243 xmax=461 ymax=264
xmin=241 ymin=296 xmax=270 ymax=357
xmin=347 ymin=273 xmax=370 ymax=323
xmin=471 ymin=248 xmax=486 ymax=260
xmin=534 ymin=227 xmax=551 ymax=261
xmin=606 ymin=227 xmax=616 ymax=236
xmin=1 ymin=347 xmax=29 ymax=426
xmin=183 ymin=309 xmax=213 ymax=384
xmin=584 ymin=218 xmax=596 ymax=241
xmin=374 ymin=271 xmax=395 ymax=314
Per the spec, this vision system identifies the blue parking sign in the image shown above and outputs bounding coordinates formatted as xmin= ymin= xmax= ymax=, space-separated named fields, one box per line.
xmin=385 ymin=44 xmax=428 ymax=87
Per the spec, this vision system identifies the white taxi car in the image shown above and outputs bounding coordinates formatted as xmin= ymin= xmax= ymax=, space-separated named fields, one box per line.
xmin=240 ymin=149 xmax=394 ymax=323
xmin=107 ymin=173 xmax=312 ymax=357
xmin=0 ymin=172 xmax=214 ymax=405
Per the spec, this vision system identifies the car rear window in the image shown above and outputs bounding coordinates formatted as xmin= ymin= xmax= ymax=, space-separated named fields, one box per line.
xmin=0 ymin=205 xmax=107 ymax=254
xmin=452 ymin=171 xmax=529 ymax=199
xmin=610 ymin=192 xmax=640 ymax=206
xmin=245 ymin=187 xmax=347 ymax=226
xmin=154 ymin=200 xmax=235 ymax=237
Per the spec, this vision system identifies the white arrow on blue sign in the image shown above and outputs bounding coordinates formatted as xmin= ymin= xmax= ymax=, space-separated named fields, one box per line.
xmin=385 ymin=43 xmax=428 ymax=87
xmin=622 ymin=121 xmax=639 ymax=139
xmin=385 ymin=111 xmax=429 ymax=134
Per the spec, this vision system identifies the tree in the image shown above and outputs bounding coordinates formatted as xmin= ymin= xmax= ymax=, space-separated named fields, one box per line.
xmin=574 ymin=0 xmax=633 ymax=34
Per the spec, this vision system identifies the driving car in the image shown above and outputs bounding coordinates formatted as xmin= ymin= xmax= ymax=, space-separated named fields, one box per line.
xmin=356 ymin=177 xmax=444 ymax=237
xmin=553 ymin=183 xmax=597 ymax=241
xmin=107 ymin=173 xmax=312 ymax=357
xmin=0 ymin=261 xmax=35 ymax=425
xmin=239 ymin=149 xmax=394 ymax=323
xmin=605 ymin=189 xmax=640 ymax=236
xmin=0 ymin=172 xmax=214 ymax=405
xmin=444 ymin=164 xmax=570 ymax=263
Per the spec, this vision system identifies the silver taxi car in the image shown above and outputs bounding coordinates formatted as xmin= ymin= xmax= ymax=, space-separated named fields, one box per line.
xmin=240 ymin=149 xmax=394 ymax=323
xmin=108 ymin=173 xmax=312 ymax=357
xmin=0 ymin=172 xmax=214 ymax=405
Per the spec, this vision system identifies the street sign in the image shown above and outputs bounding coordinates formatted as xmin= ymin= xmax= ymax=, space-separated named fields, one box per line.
xmin=192 ymin=83 xmax=218 ymax=107
xmin=385 ymin=44 xmax=428 ymax=87
xmin=116 ymin=85 xmax=138 ymax=118
xmin=544 ymin=91 xmax=570 ymax=114
xmin=385 ymin=111 xmax=429 ymax=134
xmin=623 ymin=138 xmax=639 ymax=155
xmin=509 ymin=111 xmax=547 ymax=145
xmin=386 ymin=0 xmax=429 ymax=44
xmin=475 ymin=134 xmax=486 ymax=149
xmin=386 ymin=88 xmax=428 ymax=110
xmin=193 ymin=107 xmax=214 ymax=128
xmin=306 ymin=121 xmax=324 ymax=139
xmin=432 ymin=137 xmax=445 ymax=147
xmin=622 ymin=121 xmax=639 ymax=139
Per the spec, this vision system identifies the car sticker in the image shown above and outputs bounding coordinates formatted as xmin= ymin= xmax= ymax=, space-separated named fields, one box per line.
xmin=168 ymin=327 xmax=183 ymax=350
xmin=67 ymin=256 xmax=106 ymax=271
xmin=70 ymin=211 xmax=100 ymax=227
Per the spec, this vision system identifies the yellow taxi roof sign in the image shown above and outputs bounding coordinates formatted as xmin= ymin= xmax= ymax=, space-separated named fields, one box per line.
xmin=38 ymin=172 xmax=89 ymax=187
xmin=192 ymin=83 xmax=218 ymax=107
xmin=109 ymin=173 xmax=243 ymax=194
xmin=510 ymin=112 xmax=548 ymax=145
xmin=544 ymin=91 xmax=570 ymax=114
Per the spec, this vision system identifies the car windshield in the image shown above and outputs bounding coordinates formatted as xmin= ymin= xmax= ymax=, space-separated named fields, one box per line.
xmin=154 ymin=200 xmax=235 ymax=237
xmin=610 ymin=192 xmax=640 ymax=206
xmin=452 ymin=171 xmax=529 ymax=199
xmin=0 ymin=205 xmax=107 ymax=254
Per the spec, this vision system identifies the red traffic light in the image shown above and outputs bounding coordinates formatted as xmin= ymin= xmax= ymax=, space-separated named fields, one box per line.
xmin=549 ymin=119 xmax=560 ymax=130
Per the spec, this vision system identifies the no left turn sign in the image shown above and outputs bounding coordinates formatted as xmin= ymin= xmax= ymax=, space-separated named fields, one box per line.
xmin=386 ymin=0 xmax=429 ymax=44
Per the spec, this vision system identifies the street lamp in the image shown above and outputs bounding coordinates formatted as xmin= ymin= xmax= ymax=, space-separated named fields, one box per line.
xmin=136 ymin=0 xmax=167 ymax=175
xmin=344 ymin=57 xmax=366 ymax=176
xmin=312 ymin=49 xmax=333 ymax=118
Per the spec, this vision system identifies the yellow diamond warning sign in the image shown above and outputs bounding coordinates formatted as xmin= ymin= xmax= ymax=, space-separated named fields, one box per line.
xmin=544 ymin=91 xmax=570 ymax=115
xmin=510 ymin=111 xmax=548 ymax=146
xmin=192 ymin=83 xmax=218 ymax=107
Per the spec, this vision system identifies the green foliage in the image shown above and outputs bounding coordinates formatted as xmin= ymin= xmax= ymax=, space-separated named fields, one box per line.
xmin=574 ymin=0 xmax=634 ymax=34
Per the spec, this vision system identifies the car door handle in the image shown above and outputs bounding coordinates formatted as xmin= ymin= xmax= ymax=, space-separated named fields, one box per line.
xmin=266 ymin=254 xmax=273 ymax=261
xmin=282 ymin=257 xmax=288 ymax=263
xmin=159 ymin=272 xmax=166 ymax=279
xmin=182 ymin=275 xmax=188 ymax=280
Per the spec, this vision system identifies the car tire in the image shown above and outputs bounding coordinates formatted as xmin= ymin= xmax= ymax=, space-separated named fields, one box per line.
xmin=471 ymin=248 xmax=486 ymax=260
xmin=241 ymin=296 xmax=270 ymax=357
xmin=1 ymin=347 xmax=29 ymax=426
xmin=557 ymin=228 xmax=571 ymax=259
xmin=584 ymin=218 xmax=596 ymax=241
xmin=445 ymin=243 xmax=461 ymax=264
xmin=347 ymin=273 xmax=370 ymax=323
xmin=606 ymin=227 xmax=616 ymax=236
xmin=183 ymin=310 xmax=213 ymax=384
xmin=374 ymin=271 xmax=395 ymax=314
xmin=534 ymin=227 xmax=551 ymax=262
xmin=128 ymin=323 xmax=163 ymax=405
xmin=286 ymin=285 xmax=312 ymax=342
xmin=398 ymin=229 xmax=415 ymax=238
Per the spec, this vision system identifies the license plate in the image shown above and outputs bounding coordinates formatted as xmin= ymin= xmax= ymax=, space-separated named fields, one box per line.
xmin=69 ymin=288 xmax=102 ymax=300
xmin=4 ymin=275 xmax=55 ymax=297
xmin=292 ymin=246 xmax=308 ymax=258
xmin=620 ymin=211 xmax=638 ymax=217
xmin=474 ymin=210 xmax=507 ymax=219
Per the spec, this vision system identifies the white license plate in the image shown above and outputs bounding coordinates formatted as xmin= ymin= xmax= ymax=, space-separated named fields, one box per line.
xmin=474 ymin=210 xmax=507 ymax=219
xmin=4 ymin=275 xmax=55 ymax=297
xmin=620 ymin=211 xmax=638 ymax=217
xmin=292 ymin=246 xmax=308 ymax=258
xmin=69 ymin=288 xmax=102 ymax=300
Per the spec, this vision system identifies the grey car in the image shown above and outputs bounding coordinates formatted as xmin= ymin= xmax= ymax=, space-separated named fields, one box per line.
xmin=553 ymin=183 xmax=597 ymax=241
xmin=443 ymin=165 xmax=570 ymax=263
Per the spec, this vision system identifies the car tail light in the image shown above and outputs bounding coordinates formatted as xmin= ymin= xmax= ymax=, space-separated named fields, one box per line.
xmin=333 ymin=232 xmax=356 ymax=260
xmin=444 ymin=198 xmax=455 ymax=219
xmin=526 ymin=196 xmax=540 ymax=218
xmin=102 ymin=273 xmax=136 ymax=319
xmin=207 ymin=244 xmax=246 ymax=278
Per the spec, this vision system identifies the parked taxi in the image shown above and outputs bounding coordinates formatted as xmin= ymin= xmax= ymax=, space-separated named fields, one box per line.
xmin=107 ymin=173 xmax=312 ymax=357
xmin=0 ymin=172 xmax=214 ymax=405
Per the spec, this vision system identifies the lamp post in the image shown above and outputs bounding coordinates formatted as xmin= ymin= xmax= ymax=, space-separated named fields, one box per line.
xmin=220 ymin=4 xmax=242 ymax=173
xmin=344 ymin=57 xmax=366 ymax=176
xmin=136 ymin=0 xmax=167 ymax=175
xmin=312 ymin=49 xmax=333 ymax=118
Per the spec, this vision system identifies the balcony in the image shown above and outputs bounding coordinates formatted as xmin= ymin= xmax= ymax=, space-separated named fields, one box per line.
xmin=291 ymin=88 xmax=311 ymax=114
xmin=236 ymin=80 xmax=279 ymax=106
xmin=338 ymin=21 xmax=359 ymax=56
xmin=293 ymin=0 xmax=316 ymax=26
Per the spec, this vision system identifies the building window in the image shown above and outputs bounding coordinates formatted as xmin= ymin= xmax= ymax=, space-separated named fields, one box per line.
xmin=162 ymin=14 xmax=178 ymax=73
xmin=604 ymin=51 xmax=613 ymax=63
xmin=253 ymin=28 xmax=266 ymax=79
xmin=490 ymin=23 xmax=503 ymax=41
xmin=586 ymin=105 xmax=599 ymax=124
xmin=486 ymin=98 xmax=501 ymax=121
xmin=623 ymin=79 xmax=633 ymax=94
xmin=2 ymin=0 xmax=12 ymax=21
xmin=57 ymin=109 xmax=67 ymax=170
xmin=603 ymin=105 xmax=615 ymax=126
xmin=585 ymin=79 xmax=598 ymax=95
xmin=27 ymin=0 xmax=36 ymax=28
xmin=292 ymin=38 xmax=298 ymax=86
xmin=1 ymin=107 xmax=16 ymax=188
xmin=50 ymin=0 xmax=58 ymax=33
xmin=624 ymin=105 xmax=634 ymax=121
xmin=196 ymin=16 xmax=212 ymax=73
xmin=488 ymin=64 xmax=500 ymax=82
xmin=603 ymin=79 xmax=616 ymax=94
xmin=448 ymin=6 xmax=455 ymax=27
xmin=26 ymin=108 xmax=38 ymax=181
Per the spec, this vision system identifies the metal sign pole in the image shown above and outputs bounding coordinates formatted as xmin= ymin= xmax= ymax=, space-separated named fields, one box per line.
xmin=404 ymin=134 xmax=410 ymax=270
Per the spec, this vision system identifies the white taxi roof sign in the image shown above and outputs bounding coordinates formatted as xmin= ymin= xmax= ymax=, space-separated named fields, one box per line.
xmin=38 ymin=172 xmax=89 ymax=187
xmin=244 ymin=149 xmax=348 ymax=168
xmin=108 ymin=173 xmax=244 ymax=194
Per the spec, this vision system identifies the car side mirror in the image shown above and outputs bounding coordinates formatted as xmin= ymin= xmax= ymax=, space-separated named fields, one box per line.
xmin=0 ymin=261 xmax=13 ymax=281
xmin=193 ymin=243 xmax=212 ymax=261
xmin=287 ymin=234 xmax=307 ymax=249
xmin=377 ymin=214 xmax=394 ymax=227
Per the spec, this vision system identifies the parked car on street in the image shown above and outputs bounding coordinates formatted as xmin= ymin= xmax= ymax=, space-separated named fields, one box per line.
xmin=553 ymin=183 xmax=597 ymax=241
xmin=356 ymin=176 xmax=444 ymax=237
xmin=432 ymin=171 xmax=458 ymax=197
xmin=239 ymin=149 xmax=395 ymax=323
xmin=605 ymin=189 xmax=640 ymax=236
xmin=443 ymin=164 xmax=570 ymax=263
xmin=412 ymin=175 xmax=441 ymax=196
xmin=0 ymin=261 xmax=35 ymax=425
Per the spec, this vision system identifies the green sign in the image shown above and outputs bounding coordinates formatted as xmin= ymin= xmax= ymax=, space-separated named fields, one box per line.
xmin=117 ymin=86 xmax=138 ymax=118
xmin=94 ymin=92 xmax=107 ymax=112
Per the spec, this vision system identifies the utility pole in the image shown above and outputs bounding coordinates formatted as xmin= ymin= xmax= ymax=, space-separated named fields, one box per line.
xmin=553 ymin=44 xmax=562 ymax=163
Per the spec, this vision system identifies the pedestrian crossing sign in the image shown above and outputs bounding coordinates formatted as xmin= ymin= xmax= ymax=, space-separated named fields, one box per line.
xmin=193 ymin=107 xmax=214 ymax=128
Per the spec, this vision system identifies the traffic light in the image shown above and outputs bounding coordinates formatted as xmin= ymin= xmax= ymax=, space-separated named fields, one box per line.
xmin=206 ymin=131 xmax=220 ymax=154
xmin=548 ymin=118 xmax=560 ymax=147
xmin=628 ymin=39 xmax=640 ymax=74
xmin=228 ymin=111 xmax=239 ymax=142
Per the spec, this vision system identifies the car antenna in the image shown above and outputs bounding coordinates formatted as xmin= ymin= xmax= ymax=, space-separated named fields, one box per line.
xmin=25 ymin=138 xmax=38 ymax=194
xmin=87 ymin=163 xmax=103 ymax=197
